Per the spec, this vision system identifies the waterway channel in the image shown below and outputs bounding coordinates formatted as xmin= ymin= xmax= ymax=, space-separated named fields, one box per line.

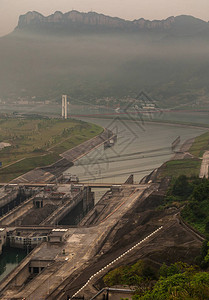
xmin=0 ymin=247 xmax=27 ymax=282
xmin=67 ymin=117 xmax=207 ymax=184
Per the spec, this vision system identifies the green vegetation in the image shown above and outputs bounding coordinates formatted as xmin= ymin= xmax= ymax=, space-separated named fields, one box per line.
xmin=102 ymin=176 xmax=209 ymax=299
xmin=159 ymin=131 xmax=209 ymax=179
xmin=104 ymin=260 xmax=156 ymax=288
xmin=103 ymin=261 xmax=209 ymax=300
xmin=163 ymin=176 xmax=209 ymax=236
xmin=204 ymin=242 xmax=209 ymax=265
xmin=189 ymin=131 xmax=209 ymax=157
xmin=181 ymin=179 xmax=209 ymax=235
xmin=160 ymin=159 xmax=201 ymax=178
xmin=0 ymin=116 xmax=103 ymax=182
xmin=196 ymin=240 xmax=209 ymax=269
xmin=0 ymin=153 xmax=60 ymax=182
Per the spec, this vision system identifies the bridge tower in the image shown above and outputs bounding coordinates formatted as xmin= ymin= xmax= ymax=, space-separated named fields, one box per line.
xmin=62 ymin=95 xmax=68 ymax=119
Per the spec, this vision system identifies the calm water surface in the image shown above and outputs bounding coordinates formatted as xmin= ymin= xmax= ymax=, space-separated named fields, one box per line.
xmin=67 ymin=117 xmax=207 ymax=184
xmin=0 ymin=247 xmax=26 ymax=282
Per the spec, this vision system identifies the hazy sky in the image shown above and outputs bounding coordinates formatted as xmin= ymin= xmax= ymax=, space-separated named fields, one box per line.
xmin=0 ymin=0 xmax=209 ymax=37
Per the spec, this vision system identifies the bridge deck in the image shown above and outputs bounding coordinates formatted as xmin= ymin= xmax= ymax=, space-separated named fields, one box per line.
xmin=0 ymin=182 xmax=145 ymax=188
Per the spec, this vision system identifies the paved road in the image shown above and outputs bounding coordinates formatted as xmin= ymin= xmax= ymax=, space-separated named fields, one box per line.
xmin=199 ymin=151 xmax=209 ymax=179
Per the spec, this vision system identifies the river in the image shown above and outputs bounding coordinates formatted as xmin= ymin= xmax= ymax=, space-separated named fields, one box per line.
xmin=67 ymin=117 xmax=207 ymax=184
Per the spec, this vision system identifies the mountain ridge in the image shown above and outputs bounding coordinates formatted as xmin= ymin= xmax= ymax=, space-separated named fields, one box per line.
xmin=15 ymin=10 xmax=209 ymax=35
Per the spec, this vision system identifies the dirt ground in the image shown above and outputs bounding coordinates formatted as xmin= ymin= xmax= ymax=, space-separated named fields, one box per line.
xmin=20 ymin=204 xmax=57 ymax=225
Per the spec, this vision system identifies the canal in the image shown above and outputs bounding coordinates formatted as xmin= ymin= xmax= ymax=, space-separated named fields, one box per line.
xmin=67 ymin=117 xmax=207 ymax=184
xmin=0 ymin=246 xmax=27 ymax=282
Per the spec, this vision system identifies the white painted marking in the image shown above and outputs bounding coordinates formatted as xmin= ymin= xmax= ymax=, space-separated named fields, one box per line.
xmin=71 ymin=226 xmax=163 ymax=299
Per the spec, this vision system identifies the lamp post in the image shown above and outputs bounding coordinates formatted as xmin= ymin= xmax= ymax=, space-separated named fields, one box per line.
xmin=72 ymin=253 xmax=74 ymax=269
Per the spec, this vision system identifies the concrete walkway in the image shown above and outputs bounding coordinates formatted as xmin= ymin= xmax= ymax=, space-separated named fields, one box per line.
xmin=199 ymin=151 xmax=209 ymax=179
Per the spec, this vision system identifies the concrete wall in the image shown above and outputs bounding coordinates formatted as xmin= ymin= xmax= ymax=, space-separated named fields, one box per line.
xmin=0 ymin=228 xmax=6 ymax=254
xmin=0 ymin=190 xmax=18 ymax=209
xmin=46 ymin=190 xmax=86 ymax=225
xmin=92 ymin=289 xmax=133 ymax=300
xmin=124 ymin=174 xmax=134 ymax=184
xmin=29 ymin=260 xmax=52 ymax=274
xmin=0 ymin=196 xmax=34 ymax=226
xmin=11 ymin=263 xmax=30 ymax=287
xmin=9 ymin=235 xmax=47 ymax=249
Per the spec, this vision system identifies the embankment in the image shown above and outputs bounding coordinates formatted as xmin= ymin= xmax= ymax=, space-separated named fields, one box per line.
xmin=12 ymin=128 xmax=114 ymax=184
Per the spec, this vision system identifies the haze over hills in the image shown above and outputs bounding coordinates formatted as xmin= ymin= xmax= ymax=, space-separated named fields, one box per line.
xmin=1 ymin=10 xmax=209 ymax=108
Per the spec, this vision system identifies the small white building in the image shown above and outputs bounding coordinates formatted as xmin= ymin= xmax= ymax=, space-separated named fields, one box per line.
xmin=48 ymin=229 xmax=69 ymax=243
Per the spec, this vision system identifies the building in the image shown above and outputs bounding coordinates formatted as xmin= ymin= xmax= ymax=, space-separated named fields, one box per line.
xmin=48 ymin=229 xmax=69 ymax=243
xmin=9 ymin=230 xmax=48 ymax=249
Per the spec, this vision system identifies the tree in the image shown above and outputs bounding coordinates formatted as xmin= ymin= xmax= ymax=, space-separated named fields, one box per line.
xmin=192 ymin=180 xmax=209 ymax=202
xmin=172 ymin=175 xmax=191 ymax=199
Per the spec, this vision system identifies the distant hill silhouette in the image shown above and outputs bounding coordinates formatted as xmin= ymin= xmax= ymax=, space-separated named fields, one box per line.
xmin=15 ymin=11 xmax=209 ymax=37
xmin=0 ymin=11 xmax=209 ymax=107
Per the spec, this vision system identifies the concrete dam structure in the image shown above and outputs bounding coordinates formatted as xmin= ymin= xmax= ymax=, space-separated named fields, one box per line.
xmin=0 ymin=183 xmax=94 ymax=251
xmin=0 ymin=178 xmax=204 ymax=299
xmin=0 ymin=179 xmax=153 ymax=299
xmin=0 ymin=185 xmax=34 ymax=217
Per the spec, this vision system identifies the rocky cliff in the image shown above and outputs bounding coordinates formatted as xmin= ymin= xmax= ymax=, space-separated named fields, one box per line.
xmin=17 ymin=11 xmax=130 ymax=29
xmin=17 ymin=10 xmax=205 ymax=34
